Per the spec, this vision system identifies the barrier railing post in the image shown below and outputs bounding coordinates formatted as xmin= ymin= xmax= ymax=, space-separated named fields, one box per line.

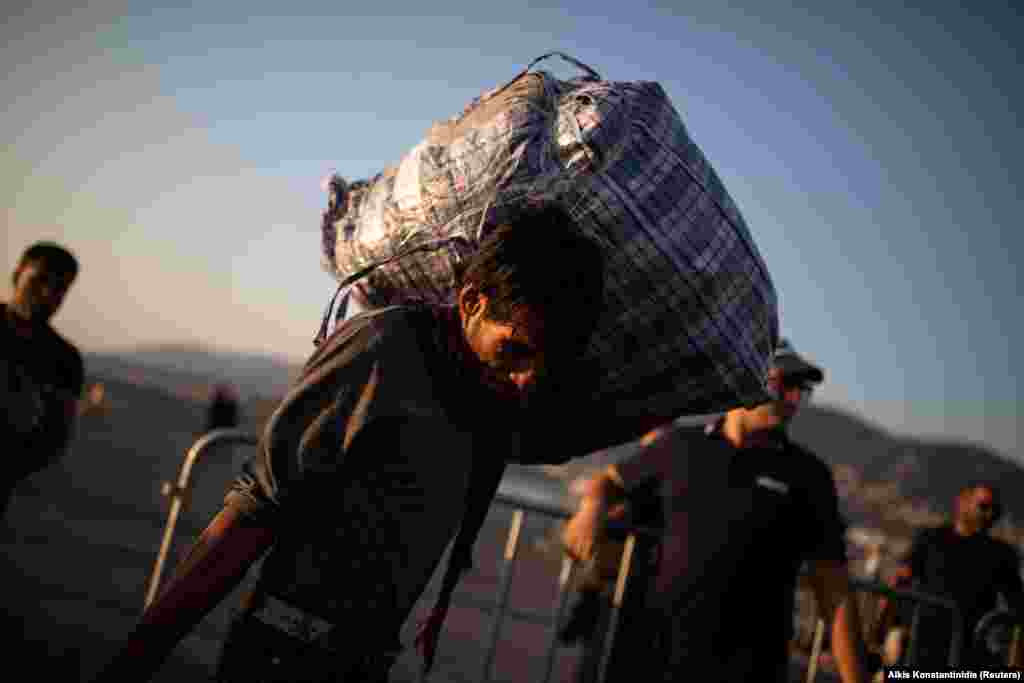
xmin=805 ymin=617 xmax=826 ymax=683
xmin=969 ymin=607 xmax=1024 ymax=668
xmin=143 ymin=429 xmax=259 ymax=610
xmin=595 ymin=532 xmax=636 ymax=683
xmin=905 ymin=601 xmax=922 ymax=667
xmin=947 ymin=607 xmax=963 ymax=668
xmin=480 ymin=508 xmax=524 ymax=683
xmin=540 ymin=555 xmax=576 ymax=683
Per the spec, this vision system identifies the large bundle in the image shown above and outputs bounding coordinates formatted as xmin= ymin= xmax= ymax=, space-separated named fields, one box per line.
xmin=320 ymin=53 xmax=779 ymax=418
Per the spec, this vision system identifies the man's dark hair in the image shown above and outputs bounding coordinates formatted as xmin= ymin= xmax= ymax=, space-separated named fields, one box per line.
xmin=456 ymin=204 xmax=605 ymax=355
xmin=17 ymin=242 xmax=79 ymax=282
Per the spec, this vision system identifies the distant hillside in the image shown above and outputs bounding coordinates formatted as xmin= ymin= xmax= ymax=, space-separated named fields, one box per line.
xmin=783 ymin=404 xmax=1024 ymax=556
xmin=86 ymin=345 xmax=302 ymax=401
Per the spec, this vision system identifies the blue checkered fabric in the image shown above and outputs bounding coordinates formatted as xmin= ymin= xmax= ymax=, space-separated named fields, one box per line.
xmin=319 ymin=53 xmax=778 ymax=417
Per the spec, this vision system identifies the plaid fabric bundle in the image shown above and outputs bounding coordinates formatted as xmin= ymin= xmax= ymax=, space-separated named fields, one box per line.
xmin=319 ymin=53 xmax=779 ymax=417
xmin=320 ymin=57 xmax=580 ymax=308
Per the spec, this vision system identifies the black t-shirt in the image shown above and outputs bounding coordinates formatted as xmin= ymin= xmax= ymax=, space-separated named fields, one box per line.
xmin=615 ymin=424 xmax=847 ymax=681
xmin=226 ymin=305 xmax=546 ymax=636
xmin=227 ymin=307 xmax=478 ymax=622
xmin=908 ymin=525 xmax=1024 ymax=634
xmin=1 ymin=303 xmax=84 ymax=480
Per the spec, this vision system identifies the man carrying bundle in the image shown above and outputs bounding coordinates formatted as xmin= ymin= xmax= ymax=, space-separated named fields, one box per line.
xmin=95 ymin=47 xmax=788 ymax=680
xmin=93 ymin=205 xmax=651 ymax=682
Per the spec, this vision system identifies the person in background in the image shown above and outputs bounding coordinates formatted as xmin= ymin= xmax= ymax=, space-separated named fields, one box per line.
xmin=1 ymin=242 xmax=83 ymax=521
xmin=873 ymin=482 xmax=1024 ymax=669
xmin=205 ymin=383 xmax=241 ymax=433
xmin=562 ymin=340 xmax=871 ymax=683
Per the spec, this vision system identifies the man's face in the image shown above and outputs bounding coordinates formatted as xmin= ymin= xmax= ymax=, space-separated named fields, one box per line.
xmin=458 ymin=288 xmax=548 ymax=407
xmin=746 ymin=369 xmax=814 ymax=429
xmin=957 ymin=486 xmax=998 ymax=535
xmin=11 ymin=260 xmax=74 ymax=323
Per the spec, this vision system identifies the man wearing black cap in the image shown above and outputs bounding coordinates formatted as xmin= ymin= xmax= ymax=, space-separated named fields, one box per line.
xmin=563 ymin=340 xmax=870 ymax=682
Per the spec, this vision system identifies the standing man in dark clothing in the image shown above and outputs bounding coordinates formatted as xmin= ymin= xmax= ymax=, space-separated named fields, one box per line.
xmin=2 ymin=242 xmax=83 ymax=520
xmin=93 ymin=206 xmax=622 ymax=682
xmin=205 ymin=383 xmax=241 ymax=432
xmin=876 ymin=483 xmax=1024 ymax=668
xmin=563 ymin=341 xmax=870 ymax=683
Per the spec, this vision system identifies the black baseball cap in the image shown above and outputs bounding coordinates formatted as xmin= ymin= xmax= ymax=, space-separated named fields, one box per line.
xmin=771 ymin=339 xmax=824 ymax=385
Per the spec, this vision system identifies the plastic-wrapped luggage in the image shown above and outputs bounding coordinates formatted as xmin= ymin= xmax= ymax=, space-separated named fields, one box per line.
xmin=319 ymin=53 xmax=779 ymax=418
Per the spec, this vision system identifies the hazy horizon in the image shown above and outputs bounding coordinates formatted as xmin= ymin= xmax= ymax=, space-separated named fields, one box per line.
xmin=4 ymin=2 xmax=1020 ymax=464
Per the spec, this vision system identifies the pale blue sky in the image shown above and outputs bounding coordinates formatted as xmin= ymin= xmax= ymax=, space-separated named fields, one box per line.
xmin=3 ymin=1 xmax=1020 ymax=462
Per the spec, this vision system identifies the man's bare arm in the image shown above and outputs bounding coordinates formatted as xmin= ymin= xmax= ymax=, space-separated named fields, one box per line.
xmin=92 ymin=506 xmax=275 ymax=681
xmin=809 ymin=558 xmax=870 ymax=683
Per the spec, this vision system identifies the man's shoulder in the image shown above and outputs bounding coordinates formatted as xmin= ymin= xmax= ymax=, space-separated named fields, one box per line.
xmin=656 ymin=424 xmax=735 ymax=462
xmin=981 ymin=533 xmax=1020 ymax=559
xmin=304 ymin=304 xmax=445 ymax=376
xmin=776 ymin=435 xmax=835 ymax=484
xmin=316 ymin=305 xmax=435 ymax=348
xmin=1 ymin=304 xmax=83 ymax=375
xmin=913 ymin=524 xmax=951 ymax=545
xmin=340 ymin=304 xmax=441 ymax=342
xmin=46 ymin=324 xmax=83 ymax=367
xmin=40 ymin=323 xmax=84 ymax=380
xmin=779 ymin=435 xmax=822 ymax=463
xmin=673 ymin=424 xmax=731 ymax=450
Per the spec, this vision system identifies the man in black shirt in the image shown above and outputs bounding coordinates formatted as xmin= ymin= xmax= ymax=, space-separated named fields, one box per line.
xmin=563 ymin=341 xmax=870 ymax=682
xmin=877 ymin=483 xmax=1024 ymax=668
xmin=2 ymin=242 xmax=83 ymax=520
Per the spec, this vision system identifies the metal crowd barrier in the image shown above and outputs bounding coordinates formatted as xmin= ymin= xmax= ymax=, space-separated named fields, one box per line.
xmin=801 ymin=578 xmax=963 ymax=682
xmin=144 ymin=428 xmax=258 ymax=608
xmin=145 ymin=430 xmax=649 ymax=683
xmin=148 ymin=431 xmax=1017 ymax=683
xmin=475 ymin=489 xmax=655 ymax=683
xmin=868 ymin=580 xmax=963 ymax=669
xmin=974 ymin=608 xmax=1024 ymax=668
xmin=803 ymin=584 xmax=1024 ymax=679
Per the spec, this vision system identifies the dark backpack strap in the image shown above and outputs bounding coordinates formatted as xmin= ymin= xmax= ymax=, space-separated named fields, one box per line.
xmin=314 ymin=283 xmax=348 ymax=347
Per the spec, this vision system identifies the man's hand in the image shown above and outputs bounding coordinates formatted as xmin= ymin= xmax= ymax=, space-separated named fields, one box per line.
xmin=562 ymin=468 xmax=624 ymax=562
xmin=562 ymin=502 xmax=604 ymax=562
xmin=414 ymin=604 xmax=449 ymax=675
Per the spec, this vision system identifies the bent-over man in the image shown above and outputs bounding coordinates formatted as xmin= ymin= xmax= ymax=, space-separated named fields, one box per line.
xmin=94 ymin=205 xmax=621 ymax=682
